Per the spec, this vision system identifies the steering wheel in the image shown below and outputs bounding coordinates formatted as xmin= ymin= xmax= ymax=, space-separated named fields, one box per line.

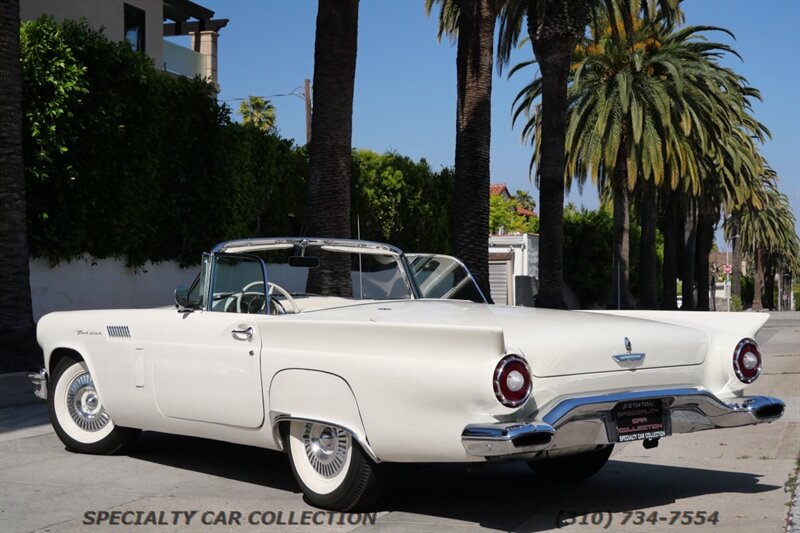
xmin=266 ymin=282 xmax=299 ymax=314
xmin=226 ymin=280 xmax=264 ymax=314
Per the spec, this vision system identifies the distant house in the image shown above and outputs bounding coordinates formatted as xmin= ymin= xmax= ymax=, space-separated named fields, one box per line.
xmin=21 ymin=0 xmax=228 ymax=88
xmin=488 ymin=184 xmax=539 ymax=306
xmin=489 ymin=183 xmax=536 ymax=218
xmin=489 ymin=183 xmax=512 ymax=200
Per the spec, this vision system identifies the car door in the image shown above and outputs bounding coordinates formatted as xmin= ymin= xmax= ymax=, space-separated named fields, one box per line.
xmin=407 ymin=253 xmax=487 ymax=303
xmin=152 ymin=253 xmax=267 ymax=428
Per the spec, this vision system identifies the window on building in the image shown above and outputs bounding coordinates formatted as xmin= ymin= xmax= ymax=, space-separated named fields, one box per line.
xmin=124 ymin=4 xmax=146 ymax=52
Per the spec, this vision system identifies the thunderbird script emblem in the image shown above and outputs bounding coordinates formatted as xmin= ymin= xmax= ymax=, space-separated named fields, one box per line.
xmin=613 ymin=337 xmax=646 ymax=364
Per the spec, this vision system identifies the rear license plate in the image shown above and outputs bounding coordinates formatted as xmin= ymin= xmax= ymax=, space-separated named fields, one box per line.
xmin=613 ymin=399 xmax=669 ymax=442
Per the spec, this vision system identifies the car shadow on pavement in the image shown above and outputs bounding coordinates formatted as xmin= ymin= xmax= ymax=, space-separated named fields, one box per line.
xmin=126 ymin=432 xmax=778 ymax=532
xmin=0 ymin=403 xmax=49 ymax=433
xmin=377 ymin=460 xmax=779 ymax=531
xmin=128 ymin=431 xmax=300 ymax=493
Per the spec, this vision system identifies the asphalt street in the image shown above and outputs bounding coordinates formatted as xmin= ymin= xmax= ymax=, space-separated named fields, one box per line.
xmin=1 ymin=312 xmax=798 ymax=533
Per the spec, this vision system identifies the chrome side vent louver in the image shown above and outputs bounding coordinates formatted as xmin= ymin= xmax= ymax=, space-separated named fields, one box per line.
xmin=107 ymin=326 xmax=131 ymax=338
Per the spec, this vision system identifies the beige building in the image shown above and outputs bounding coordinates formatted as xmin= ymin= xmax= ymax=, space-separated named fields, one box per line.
xmin=21 ymin=0 xmax=227 ymax=88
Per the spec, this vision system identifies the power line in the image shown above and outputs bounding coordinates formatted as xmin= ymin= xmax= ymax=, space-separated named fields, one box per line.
xmin=222 ymin=86 xmax=305 ymax=102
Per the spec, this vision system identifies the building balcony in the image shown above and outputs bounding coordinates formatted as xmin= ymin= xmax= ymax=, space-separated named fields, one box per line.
xmin=163 ymin=39 xmax=204 ymax=79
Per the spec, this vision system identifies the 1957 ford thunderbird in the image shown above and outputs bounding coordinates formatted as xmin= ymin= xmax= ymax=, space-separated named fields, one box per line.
xmin=31 ymin=238 xmax=784 ymax=510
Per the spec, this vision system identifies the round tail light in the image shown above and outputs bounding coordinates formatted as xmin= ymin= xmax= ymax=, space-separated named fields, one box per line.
xmin=733 ymin=338 xmax=762 ymax=383
xmin=494 ymin=355 xmax=531 ymax=407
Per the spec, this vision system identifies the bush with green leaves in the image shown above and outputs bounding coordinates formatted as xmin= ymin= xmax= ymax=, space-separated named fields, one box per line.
xmin=488 ymin=194 xmax=538 ymax=235
xmin=21 ymin=17 xmax=457 ymax=267
xmin=21 ymin=16 xmax=308 ymax=266
xmin=351 ymin=149 xmax=453 ymax=254
xmin=562 ymin=205 xmax=614 ymax=308
xmin=561 ymin=204 xmax=657 ymax=309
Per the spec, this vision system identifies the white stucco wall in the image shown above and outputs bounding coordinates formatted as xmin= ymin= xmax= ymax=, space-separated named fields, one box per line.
xmin=30 ymin=257 xmax=196 ymax=321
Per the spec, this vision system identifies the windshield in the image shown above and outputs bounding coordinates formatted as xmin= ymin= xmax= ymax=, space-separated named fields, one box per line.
xmin=246 ymin=244 xmax=413 ymax=301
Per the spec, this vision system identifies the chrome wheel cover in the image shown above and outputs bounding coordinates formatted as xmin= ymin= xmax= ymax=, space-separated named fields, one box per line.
xmin=66 ymin=371 xmax=110 ymax=432
xmin=302 ymin=423 xmax=350 ymax=478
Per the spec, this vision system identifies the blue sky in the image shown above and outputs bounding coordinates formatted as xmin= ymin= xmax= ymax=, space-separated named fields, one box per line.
xmin=198 ymin=0 xmax=799 ymax=248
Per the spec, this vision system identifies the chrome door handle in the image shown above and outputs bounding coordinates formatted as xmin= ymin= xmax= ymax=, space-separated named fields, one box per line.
xmin=231 ymin=326 xmax=253 ymax=341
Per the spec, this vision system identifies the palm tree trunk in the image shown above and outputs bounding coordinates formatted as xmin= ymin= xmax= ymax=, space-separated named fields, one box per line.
xmin=526 ymin=1 xmax=591 ymax=308
xmin=661 ymin=189 xmax=678 ymax=310
xmin=780 ymin=271 xmax=791 ymax=311
xmin=729 ymin=214 xmax=741 ymax=301
xmin=452 ymin=0 xmax=496 ymax=302
xmin=610 ymin=148 xmax=633 ymax=309
xmin=752 ymin=246 xmax=765 ymax=310
xmin=0 ymin=0 xmax=41 ymax=372
xmin=638 ymin=178 xmax=657 ymax=309
xmin=306 ymin=0 xmax=359 ymax=296
xmin=681 ymin=199 xmax=697 ymax=310
xmin=763 ymin=256 xmax=775 ymax=309
xmin=694 ymin=209 xmax=715 ymax=311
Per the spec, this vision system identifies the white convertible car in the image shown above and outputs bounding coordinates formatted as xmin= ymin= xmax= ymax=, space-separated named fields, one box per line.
xmin=31 ymin=238 xmax=784 ymax=510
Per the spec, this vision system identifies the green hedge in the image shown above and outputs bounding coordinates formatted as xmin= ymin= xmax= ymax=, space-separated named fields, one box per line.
xmin=351 ymin=149 xmax=453 ymax=254
xmin=22 ymin=17 xmax=308 ymax=266
xmin=21 ymin=17 xmax=457 ymax=267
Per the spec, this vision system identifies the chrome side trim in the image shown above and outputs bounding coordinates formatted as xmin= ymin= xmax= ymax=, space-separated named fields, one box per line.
xmin=461 ymin=422 xmax=555 ymax=457
xmin=28 ymin=368 xmax=48 ymax=400
xmin=269 ymin=411 xmax=380 ymax=463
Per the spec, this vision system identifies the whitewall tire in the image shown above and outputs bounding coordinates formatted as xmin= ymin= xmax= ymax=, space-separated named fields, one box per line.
xmin=48 ymin=357 xmax=139 ymax=454
xmin=286 ymin=421 xmax=382 ymax=510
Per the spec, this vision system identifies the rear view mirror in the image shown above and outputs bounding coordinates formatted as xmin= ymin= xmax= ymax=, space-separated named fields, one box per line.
xmin=288 ymin=256 xmax=319 ymax=268
xmin=174 ymin=285 xmax=190 ymax=309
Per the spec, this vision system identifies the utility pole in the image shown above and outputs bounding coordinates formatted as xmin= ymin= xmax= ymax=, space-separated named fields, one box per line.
xmin=304 ymin=78 xmax=312 ymax=145
xmin=726 ymin=247 xmax=730 ymax=312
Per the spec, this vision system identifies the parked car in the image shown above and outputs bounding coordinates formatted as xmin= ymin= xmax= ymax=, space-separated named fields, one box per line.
xmin=31 ymin=238 xmax=784 ymax=510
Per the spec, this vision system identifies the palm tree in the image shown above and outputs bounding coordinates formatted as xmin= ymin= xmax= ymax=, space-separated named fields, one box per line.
xmin=497 ymin=0 xmax=681 ymax=309
xmin=690 ymin=125 xmax=766 ymax=311
xmin=238 ymin=96 xmax=276 ymax=133
xmin=731 ymin=170 xmax=799 ymax=310
xmin=497 ymin=1 xmax=591 ymax=308
xmin=305 ymin=0 xmax=359 ymax=296
xmin=0 ymin=0 xmax=40 ymax=371
xmin=514 ymin=189 xmax=536 ymax=212
xmin=425 ymin=0 xmax=497 ymax=300
xmin=512 ymin=16 xmax=745 ymax=309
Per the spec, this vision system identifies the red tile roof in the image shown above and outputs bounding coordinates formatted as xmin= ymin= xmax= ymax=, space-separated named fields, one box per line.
xmin=489 ymin=183 xmax=510 ymax=197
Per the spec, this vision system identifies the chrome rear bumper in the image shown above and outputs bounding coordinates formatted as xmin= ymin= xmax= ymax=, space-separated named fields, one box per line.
xmin=28 ymin=368 xmax=47 ymax=400
xmin=462 ymin=422 xmax=555 ymax=457
xmin=462 ymin=388 xmax=784 ymax=458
